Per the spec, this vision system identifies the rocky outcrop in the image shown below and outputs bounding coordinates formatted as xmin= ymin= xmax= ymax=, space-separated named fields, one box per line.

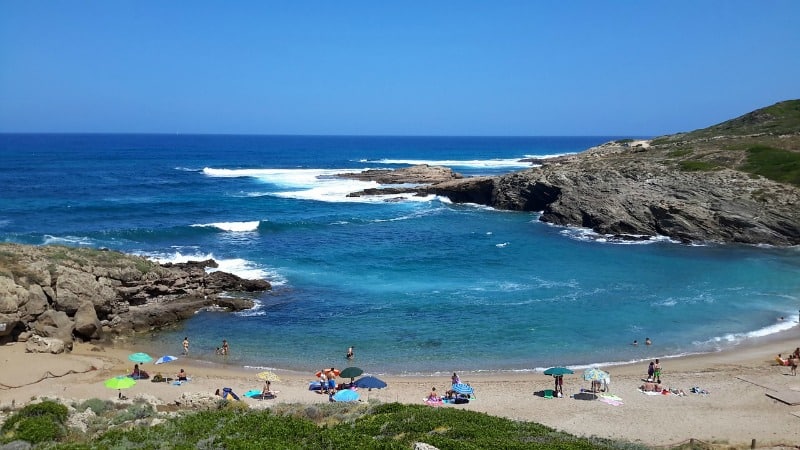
xmin=0 ymin=244 xmax=271 ymax=347
xmin=337 ymin=164 xmax=463 ymax=185
xmin=341 ymin=101 xmax=800 ymax=246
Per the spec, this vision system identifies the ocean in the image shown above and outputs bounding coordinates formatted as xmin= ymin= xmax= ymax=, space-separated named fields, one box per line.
xmin=1 ymin=134 xmax=798 ymax=375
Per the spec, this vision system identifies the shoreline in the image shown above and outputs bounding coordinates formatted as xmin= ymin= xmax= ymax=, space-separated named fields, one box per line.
xmin=2 ymin=328 xmax=799 ymax=447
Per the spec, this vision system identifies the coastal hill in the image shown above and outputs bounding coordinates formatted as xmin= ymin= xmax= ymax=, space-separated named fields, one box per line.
xmin=350 ymin=100 xmax=800 ymax=245
xmin=0 ymin=244 xmax=270 ymax=348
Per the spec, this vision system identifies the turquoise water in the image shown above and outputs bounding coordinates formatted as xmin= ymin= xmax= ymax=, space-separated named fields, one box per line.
xmin=1 ymin=134 xmax=798 ymax=374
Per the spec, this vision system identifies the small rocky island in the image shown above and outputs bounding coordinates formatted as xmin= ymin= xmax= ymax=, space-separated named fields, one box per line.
xmin=0 ymin=244 xmax=270 ymax=351
xmin=343 ymin=100 xmax=800 ymax=245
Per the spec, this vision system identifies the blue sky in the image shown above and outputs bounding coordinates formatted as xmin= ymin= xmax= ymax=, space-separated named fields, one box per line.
xmin=1 ymin=1 xmax=798 ymax=136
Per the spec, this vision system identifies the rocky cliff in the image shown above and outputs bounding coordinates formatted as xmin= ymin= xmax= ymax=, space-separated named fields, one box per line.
xmin=350 ymin=100 xmax=800 ymax=245
xmin=0 ymin=244 xmax=270 ymax=351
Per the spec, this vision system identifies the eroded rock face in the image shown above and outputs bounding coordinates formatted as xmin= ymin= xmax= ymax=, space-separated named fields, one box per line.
xmin=0 ymin=244 xmax=272 ymax=347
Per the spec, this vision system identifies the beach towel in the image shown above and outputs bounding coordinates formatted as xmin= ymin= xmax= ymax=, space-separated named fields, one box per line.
xmin=243 ymin=389 xmax=262 ymax=398
xmin=598 ymin=394 xmax=624 ymax=406
xmin=424 ymin=398 xmax=443 ymax=407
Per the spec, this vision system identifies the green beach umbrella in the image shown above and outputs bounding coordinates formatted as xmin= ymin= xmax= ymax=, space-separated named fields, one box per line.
xmin=339 ymin=367 xmax=364 ymax=382
xmin=543 ymin=367 xmax=574 ymax=376
xmin=105 ymin=376 xmax=136 ymax=390
xmin=128 ymin=352 xmax=153 ymax=363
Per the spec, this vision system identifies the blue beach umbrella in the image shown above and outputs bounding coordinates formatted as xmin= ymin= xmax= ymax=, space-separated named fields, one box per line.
xmin=154 ymin=355 xmax=178 ymax=365
xmin=353 ymin=376 xmax=387 ymax=389
xmin=332 ymin=389 xmax=360 ymax=402
xmin=451 ymin=383 xmax=474 ymax=395
xmin=128 ymin=352 xmax=153 ymax=364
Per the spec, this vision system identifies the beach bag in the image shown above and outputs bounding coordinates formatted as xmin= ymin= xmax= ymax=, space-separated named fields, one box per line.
xmin=454 ymin=397 xmax=469 ymax=404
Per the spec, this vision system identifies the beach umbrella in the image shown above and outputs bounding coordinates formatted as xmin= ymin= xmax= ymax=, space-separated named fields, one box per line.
xmin=353 ymin=376 xmax=387 ymax=389
xmin=583 ymin=368 xmax=609 ymax=381
xmin=451 ymin=383 xmax=474 ymax=395
xmin=154 ymin=355 xmax=178 ymax=365
xmin=332 ymin=389 xmax=360 ymax=402
xmin=257 ymin=371 xmax=281 ymax=382
xmin=128 ymin=352 xmax=153 ymax=364
xmin=339 ymin=367 xmax=363 ymax=382
xmin=105 ymin=376 xmax=137 ymax=390
xmin=543 ymin=367 xmax=574 ymax=376
xmin=105 ymin=376 xmax=136 ymax=398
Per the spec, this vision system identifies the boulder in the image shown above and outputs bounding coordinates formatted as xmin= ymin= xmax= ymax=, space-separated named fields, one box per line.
xmin=0 ymin=276 xmax=22 ymax=313
xmin=25 ymin=335 xmax=66 ymax=354
xmin=73 ymin=301 xmax=102 ymax=340
xmin=19 ymin=284 xmax=49 ymax=322
xmin=33 ymin=310 xmax=74 ymax=349
xmin=54 ymin=266 xmax=117 ymax=315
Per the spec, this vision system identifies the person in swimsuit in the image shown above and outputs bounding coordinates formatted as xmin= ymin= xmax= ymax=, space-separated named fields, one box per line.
xmin=177 ymin=369 xmax=188 ymax=381
xmin=653 ymin=359 xmax=661 ymax=384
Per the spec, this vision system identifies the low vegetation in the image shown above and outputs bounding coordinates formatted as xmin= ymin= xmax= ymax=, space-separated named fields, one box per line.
xmin=0 ymin=399 xmax=645 ymax=449
xmin=678 ymin=161 xmax=718 ymax=172
xmin=740 ymin=145 xmax=800 ymax=187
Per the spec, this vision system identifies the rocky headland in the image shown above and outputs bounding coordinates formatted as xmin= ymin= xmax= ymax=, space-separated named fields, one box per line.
xmin=0 ymin=244 xmax=270 ymax=351
xmin=344 ymin=100 xmax=800 ymax=245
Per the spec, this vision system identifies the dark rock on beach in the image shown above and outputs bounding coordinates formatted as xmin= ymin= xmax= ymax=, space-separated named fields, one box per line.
xmin=342 ymin=100 xmax=800 ymax=246
xmin=0 ymin=244 xmax=271 ymax=349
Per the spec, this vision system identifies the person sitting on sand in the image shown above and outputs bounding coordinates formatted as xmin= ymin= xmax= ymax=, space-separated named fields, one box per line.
xmin=177 ymin=369 xmax=188 ymax=381
xmin=262 ymin=380 xmax=274 ymax=397
xmin=427 ymin=387 xmax=441 ymax=402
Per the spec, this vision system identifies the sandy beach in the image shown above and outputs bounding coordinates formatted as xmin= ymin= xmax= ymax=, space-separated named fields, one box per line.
xmin=2 ymin=330 xmax=800 ymax=448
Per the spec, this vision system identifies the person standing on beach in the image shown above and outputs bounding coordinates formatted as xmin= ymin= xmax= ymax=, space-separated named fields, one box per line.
xmin=647 ymin=361 xmax=655 ymax=381
xmin=654 ymin=359 xmax=662 ymax=384
xmin=183 ymin=337 xmax=189 ymax=355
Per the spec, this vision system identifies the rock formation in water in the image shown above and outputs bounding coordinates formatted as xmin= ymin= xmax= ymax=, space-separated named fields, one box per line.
xmin=0 ymin=244 xmax=270 ymax=351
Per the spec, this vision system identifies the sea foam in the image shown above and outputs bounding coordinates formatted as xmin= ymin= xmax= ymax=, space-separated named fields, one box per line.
xmin=191 ymin=221 xmax=261 ymax=232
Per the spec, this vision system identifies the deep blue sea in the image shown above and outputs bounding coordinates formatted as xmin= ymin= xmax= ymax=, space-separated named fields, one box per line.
xmin=1 ymin=134 xmax=798 ymax=375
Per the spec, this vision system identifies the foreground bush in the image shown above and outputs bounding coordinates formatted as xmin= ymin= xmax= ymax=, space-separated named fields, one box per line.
xmin=1 ymin=400 xmax=69 ymax=444
xmin=61 ymin=402 xmax=637 ymax=449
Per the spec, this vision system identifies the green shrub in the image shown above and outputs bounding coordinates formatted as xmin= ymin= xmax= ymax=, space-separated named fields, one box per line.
xmin=679 ymin=160 xmax=717 ymax=171
xmin=1 ymin=400 xmax=69 ymax=433
xmin=741 ymin=145 xmax=800 ymax=186
xmin=77 ymin=398 xmax=114 ymax=415
xmin=13 ymin=415 xmax=65 ymax=444
xmin=668 ymin=148 xmax=692 ymax=158
xmin=1 ymin=401 xmax=69 ymax=444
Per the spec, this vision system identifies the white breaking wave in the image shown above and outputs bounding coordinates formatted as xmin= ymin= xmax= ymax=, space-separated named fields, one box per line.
xmin=556 ymin=225 xmax=678 ymax=245
xmin=191 ymin=221 xmax=261 ymax=232
xmin=358 ymin=154 xmax=574 ymax=169
xmin=359 ymin=158 xmax=535 ymax=169
xmin=42 ymin=235 xmax=95 ymax=246
xmin=144 ymin=250 xmax=284 ymax=284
